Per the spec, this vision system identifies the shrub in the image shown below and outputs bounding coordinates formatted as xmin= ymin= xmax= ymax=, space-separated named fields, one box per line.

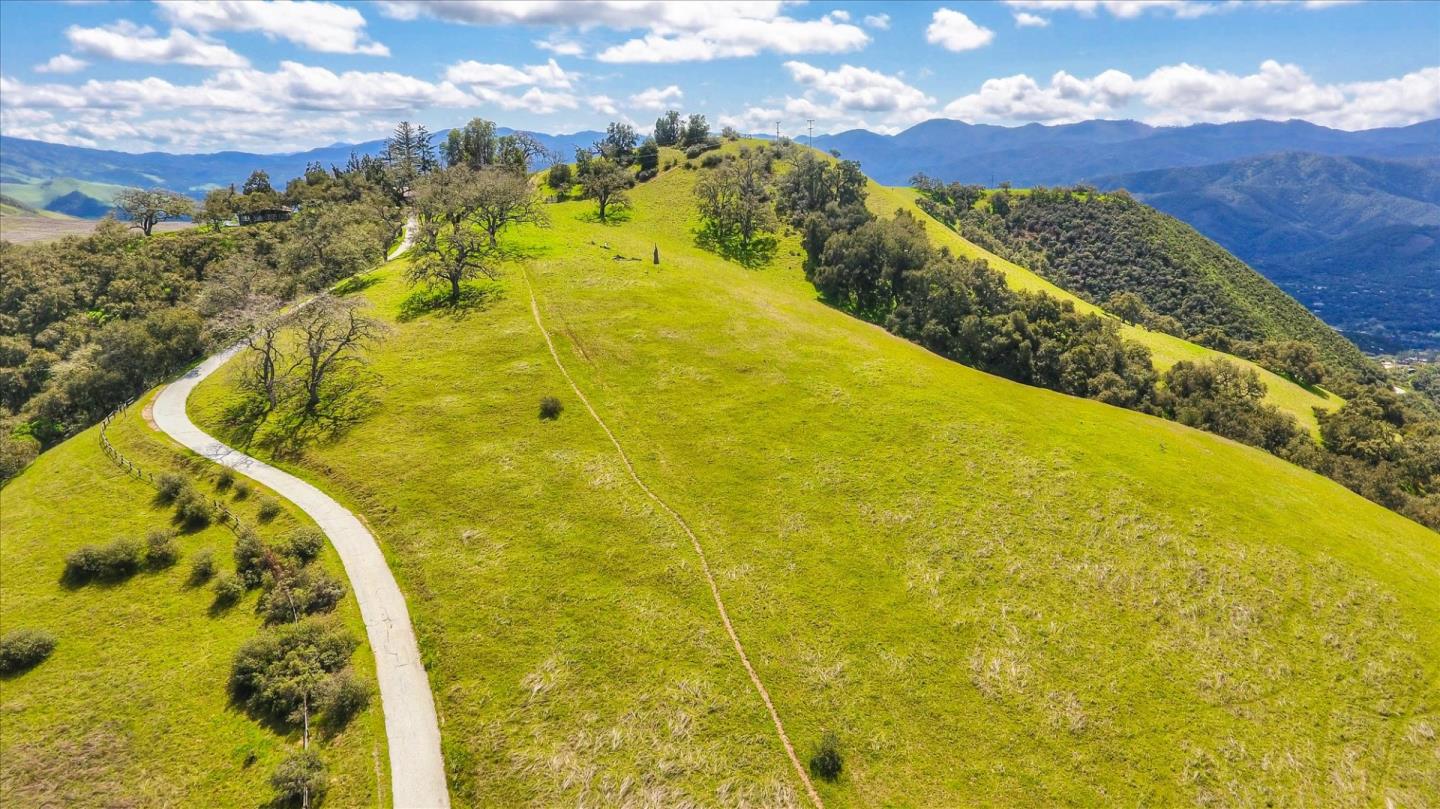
xmin=65 ymin=537 xmax=143 ymax=583
xmin=546 ymin=162 xmax=572 ymax=190
xmin=233 ymin=480 xmax=252 ymax=500
xmin=635 ymin=167 xmax=658 ymax=183
xmin=0 ymin=629 xmax=56 ymax=675
xmin=144 ymin=528 xmax=180 ymax=569
xmin=234 ymin=528 xmax=269 ymax=588
xmin=260 ymin=569 xmax=346 ymax=623
xmin=684 ymin=139 xmax=721 ymax=159
xmin=231 ymin=620 xmax=358 ymax=721
xmin=189 ymin=548 xmax=217 ymax=584
xmin=215 ymin=468 xmax=235 ymax=492
xmin=156 ymin=472 xmax=187 ymax=502
xmin=809 ymin=732 xmax=842 ymax=781
xmin=212 ymin=573 xmax=245 ymax=608
xmin=257 ymin=497 xmax=282 ymax=523
xmin=700 ymin=153 xmax=723 ymax=169
xmin=539 ymin=396 xmax=563 ymax=420
xmin=270 ymin=751 xmax=328 ymax=807
xmin=278 ymin=528 xmax=325 ymax=565
xmin=319 ymin=669 xmax=371 ymax=730
xmin=173 ymin=487 xmax=212 ymax=530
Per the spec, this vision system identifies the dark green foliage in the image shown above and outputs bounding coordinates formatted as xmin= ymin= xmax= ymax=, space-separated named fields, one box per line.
xmin=681 ymin=114 xmax=710 ymax=147
xmin=156 ymin=472 xmax=187 ymax=502
xmin=636 ymin=138 xmax=660 ymax=173
xmin=64 ymin=537 xmax=143 ymax=583
xmin=598 ymin=122 xmax=639 ymax=164
xmin=318 ymin=669 xmax=370 ymax=730
xmin=0 ymin=629 xmax=56 ymax=675
xmin=260 ymin=569 xmax=347 ymax=624
xmin=546 ymin=162 xmax=572 ymax=190
xmin=776 ymin=153 xmax=867 ymax=226
xmin=189 ymin=548 xmax=217 ymax=584
xmin=1159 ymin=359 xmax=1301 ymax=452
xmin=699 ymin=153 xmax=723 ymax=169
xmin=809 ymin=732 xmax=842 ymax=781
xmin=928 ymin=185 xmax=1371 ymax=377
xmin=234 ymin=528 xmax=269 ymax=588
xmin=653 ymin=110 xmax=682 ymax=147
xmin=215 ymin=468 xmax=235 ymax=492
xmin=212 ymin=573 xmax=246 ymax=608
xmin=278 ymin=528 xmax=325 ymax=565
xmin=230 ymin=619 xmax=358 ymax=723
xmin=144 ymin=528 xmax=180 ymax=569
xmin=269 ymin=751 xmax=327 ymax=808
xmin=233 ymin=480 xmax=252 ymax=500
xmin=539 ymin=396 xmax=563 ymax=420
xmin=257 ymin=497 xmax=283 ymax=523
xmin=684 ymin=140 xmax=721 ymax=160
xmin=172 ymin=486 xmax=212 ymax=530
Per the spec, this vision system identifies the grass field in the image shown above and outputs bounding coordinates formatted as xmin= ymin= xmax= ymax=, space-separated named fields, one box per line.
xmin=0 ymin=213 xmax=195 ymax=244
xmin=184 ymin=143 xmax=1439 ymax=806
xmin=0 ymin=391 xmax=386 ymax=806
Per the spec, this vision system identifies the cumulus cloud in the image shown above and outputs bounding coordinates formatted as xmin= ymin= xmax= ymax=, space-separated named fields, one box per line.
xmin=66 ymin=20 xmax=249 ymax=68
xmin=443 ymin=58 xmax=575 ymax=89
xmin=155 ymin=0 xmax=388 ymax=56
xmin=940 ymin=60 xmax=1440 ymax=130
xmin=785 ymin=61 xmax=934 ymax=114
xmin=589 ymin=94 xmax=619 ymax=116
xmin=864 ymin=13 xmax=891 ymax=29
xmin=1014 ymin=12 xmax=1051 ymax=27
xmin=535 ymin=36 xmax=584 ymax=56
xmin=629 ymin=85 xmax=684 ymax=111
xmin=926 ymin=9 xmax=996 ymax=52
xmin=35 ymin=54 xmax=89 ymax=74
xmin=379 ymin=1 xmax=869 ymax=63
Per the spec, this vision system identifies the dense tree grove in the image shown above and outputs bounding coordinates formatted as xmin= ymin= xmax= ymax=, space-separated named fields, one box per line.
xmin=783 ymin=152 xmax=1440 ymax=529
xmin=914 ymin=183 xmax=1372 ymax=378
xmin=2 ymin=137 xmax=407 ymax=479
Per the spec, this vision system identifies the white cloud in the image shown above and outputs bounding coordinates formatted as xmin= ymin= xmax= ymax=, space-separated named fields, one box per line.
xmin=535 ymin=36 xmax=584 ymax=56
xmin=65 ymin=20 xmax=249 ymax=68
xmin=442 ymin=58 xmax=575 ymax=89
xmin=588 ymin=94 xmax=619 ymax=116
xmin=380 ymin=1 xmax=869 ymax=63
xmin=35 ymin=54 xmax=90 ymax=74
xmin=863 ymin=13 xmax=891 ymax=29
xmin=1003 ymin=1 xmax=1227 ymax=19
xmin=828 ymin=10 xmax=850 ymax=22
xmin=155 ymin=0 xmax=388 ymax=56
xmin=1014 ymin=12 xmax=1051 ymax=27
xmin=926 ymin=9 xmax=995 ymax=52
xmin=785 ymin=61 xmax=934 ymax=114
xmin=629 ymin=84 xmax=683 ymax=111
xmin=940 ymin=60 xmax=1440 ymax=130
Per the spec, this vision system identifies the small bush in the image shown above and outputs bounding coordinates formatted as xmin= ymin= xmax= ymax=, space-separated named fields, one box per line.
xmin=144 ymin=528 xmax=180 ymax=569
xmin=700 ymin=153 xmax=723 ymax=169
xmin=320 ymin=669 xmax=371 ymax=730
xmin=684 ymin=139 xmax=721 ymax=159
xmin=189 ymin=548 xmax=217 ymax=584
xmin=233 ymin=480 xmax=252 ymax=500
xmin=156 ymin=472 xmax=187 ymax=502
xmin=539 ymin=396 xmax=563 ymax=421
xmin=546 ymin=162 xmax=573 ymax=190
xmin=683 ymin=161 xmax=695 ymax=170
xmin=234 ymin=528 xmax=269 ymax=588
xmin=0 ymin=629 xmax=56 ymax=675
xmin=212 ymin=573 xmax=245 ymax=608
xmin=809 ymin=732 xmax=842 ymax=781
xmin=173 ymin=487 xmax=212 ymax=530
xmin=260 ymin=569 xmax=346 ymax=623
xmin=278 ymin=528 xmax=325 ymax=565
xmin=215 ymin=468 xmax=235 ymax=492
xmin=65 ymin=537 xmax=143 ymax=583
xmin=257 ymin=497 xmax=282 ymax=523
xmin=635 ymin=167 xmax=658 ymax=183
xmin=270 ymin=751 xmax=327 ymax=807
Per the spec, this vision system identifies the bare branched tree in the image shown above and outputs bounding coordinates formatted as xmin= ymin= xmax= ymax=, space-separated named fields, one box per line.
xmin=284 ymin=296 xmax=388 ymax=414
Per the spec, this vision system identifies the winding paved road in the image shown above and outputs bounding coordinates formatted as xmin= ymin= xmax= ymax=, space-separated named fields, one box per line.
xmin=151 ymin=216 xmax=449 ymax=808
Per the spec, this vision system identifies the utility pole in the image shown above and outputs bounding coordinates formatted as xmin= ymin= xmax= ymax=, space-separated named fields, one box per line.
xmin=776 ymin=121 xmax=781 ymax=141
xmin=807 ymin=119 xmax=814 ymax=148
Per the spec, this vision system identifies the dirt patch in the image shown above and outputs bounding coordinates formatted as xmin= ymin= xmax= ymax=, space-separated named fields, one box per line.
xmin=141 ymin=399 xmax=158 ymax=430
xmin=0 ymin=724 xmax=162 ymax=808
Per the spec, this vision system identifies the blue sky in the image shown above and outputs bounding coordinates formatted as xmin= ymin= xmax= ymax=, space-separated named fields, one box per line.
xmin=2 ymin=1 xmax=1437 ymax=153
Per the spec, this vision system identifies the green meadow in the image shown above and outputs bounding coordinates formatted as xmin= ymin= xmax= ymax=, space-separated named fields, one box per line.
xmin=0 ymin=395 xmax=386 ymax=806
xmin=181 ymin=145 xmax=1439 ymax=806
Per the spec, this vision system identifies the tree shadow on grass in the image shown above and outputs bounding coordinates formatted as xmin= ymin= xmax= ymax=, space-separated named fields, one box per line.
xmin=695 ymin=225 xmax=777 ymax=269
xmin=575 ymin=208 xmax=633 ymax=226
xmin=397 ymin=282 xmax=501 ymax=323
xmin=331 ymin=273 xmax=383 ymax=297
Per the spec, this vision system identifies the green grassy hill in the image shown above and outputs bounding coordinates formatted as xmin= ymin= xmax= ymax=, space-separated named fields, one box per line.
xmin=177 ymin=144 xmax=1438 ymax=805
xmin=0 ymin=397 xmax=386 ymax=806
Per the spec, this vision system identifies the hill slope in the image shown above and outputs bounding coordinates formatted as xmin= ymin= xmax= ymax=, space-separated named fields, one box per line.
xmin=183 ymin=147 xmax=1438 ymax=805
xmin=1098 ymin=153 xmax=1440 ymax=349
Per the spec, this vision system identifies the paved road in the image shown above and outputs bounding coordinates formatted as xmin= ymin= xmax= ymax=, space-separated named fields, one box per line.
xmin=151 ymin=217 xmax=449 ymax=808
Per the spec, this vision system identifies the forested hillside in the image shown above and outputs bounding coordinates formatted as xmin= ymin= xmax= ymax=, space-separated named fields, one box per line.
xmin=921 ymin=184 xmax=1373 ymax=377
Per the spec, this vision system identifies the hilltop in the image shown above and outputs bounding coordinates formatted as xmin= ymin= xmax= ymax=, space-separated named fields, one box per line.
xmin=164 ymin=141 xmax=1438 ymax=805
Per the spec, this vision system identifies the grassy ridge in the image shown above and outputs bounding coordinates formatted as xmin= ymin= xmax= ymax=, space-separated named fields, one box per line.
xmin=868 ymin=184 xmax=1341 ymax=434
xmin=187 ymin=148 xmax=1438 ymax=805
xmin=0 ymin=393 xmax=386 ymax=806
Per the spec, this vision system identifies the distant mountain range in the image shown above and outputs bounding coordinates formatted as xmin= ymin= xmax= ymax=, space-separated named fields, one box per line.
xmin=4 ymin=117 xmax=1437 ymax=348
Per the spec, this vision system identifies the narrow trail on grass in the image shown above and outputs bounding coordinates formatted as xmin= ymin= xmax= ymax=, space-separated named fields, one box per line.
xmin=150 ymin=219 xmax=450 ymax=809
xmin=521 ymin=269 xmax=825 ymax=809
